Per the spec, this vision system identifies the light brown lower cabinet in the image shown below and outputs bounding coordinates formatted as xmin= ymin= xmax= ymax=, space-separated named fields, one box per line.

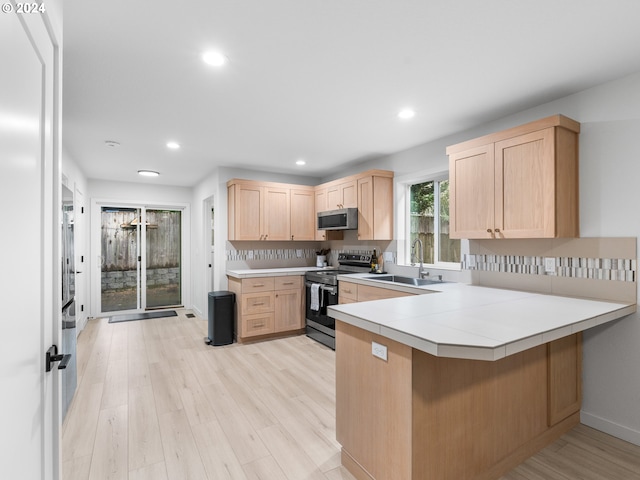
xmin=338 ymin=281 xmax=413 ymax=304
xmin=228 ymin=275 xmax=304 ymax=342
xmin=336 ymin=321 xmax=582 ymax=480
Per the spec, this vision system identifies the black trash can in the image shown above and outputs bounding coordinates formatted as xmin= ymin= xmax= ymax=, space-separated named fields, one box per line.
xmin=205 ymin=291 xmax=235 ymax=346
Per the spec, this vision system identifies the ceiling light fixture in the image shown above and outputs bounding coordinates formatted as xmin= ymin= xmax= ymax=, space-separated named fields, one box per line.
xmin=397 ymin=108 xmax=416 ymax=120
xmin=138 ymin=170 xmax=159 ymax=177
xmin=296 ymin=159 xmax=306 ymax=166
xmin=166 ymin=141 xmax=180 ymax=149
xmin=202 ymin=51 xmax=227 ymax=67
xmin=104 ymin=140 xmax=121 ymax=147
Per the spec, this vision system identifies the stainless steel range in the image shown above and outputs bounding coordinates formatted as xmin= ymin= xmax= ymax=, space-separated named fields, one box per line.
xmin=305 ymin=253 xmax=372 ymax=349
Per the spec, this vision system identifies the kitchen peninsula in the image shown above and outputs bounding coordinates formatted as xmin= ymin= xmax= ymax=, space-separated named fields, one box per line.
xmin=328 ymin=279 xmax=635 ymax=480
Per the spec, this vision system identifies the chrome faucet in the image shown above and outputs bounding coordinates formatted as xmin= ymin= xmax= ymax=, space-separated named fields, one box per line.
xmin=411 ymin=238 xmax=428 ymax=279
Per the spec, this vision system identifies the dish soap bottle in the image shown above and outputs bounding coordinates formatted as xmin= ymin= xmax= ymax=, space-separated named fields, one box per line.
xmin=371 ymin=249 xmax=377 ymax=272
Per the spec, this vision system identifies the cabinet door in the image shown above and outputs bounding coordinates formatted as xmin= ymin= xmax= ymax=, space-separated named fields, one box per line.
xmin=315 ymin=188 xmax=343 ymax=241
xmin=326 ymin=184 xmax=341 ymax=210
xmin=495 ymin=128 xmax=555 ymax=238
xmin=234 ymin=184 xmax=264 ymax=240
xmin=274 ymin=288 xmax=303 ymax=332
xmin=449 ymin=144 xmax=495 ymax=239
xmin=341 ymin=180 xmax=357 ymax=208
xmin=548 ymin=333 xmax=582 ymax=426
xmin=290 ymin=188 xmax=315 ymax=241
xmin=357 ymin=176 xmax=374 ymax=240
xmin=263 ymin=186 xmax=290 ymax=240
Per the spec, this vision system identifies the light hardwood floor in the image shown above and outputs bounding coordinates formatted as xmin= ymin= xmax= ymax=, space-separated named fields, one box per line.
xmin=62 ymin=310 xmax=640 ymax=480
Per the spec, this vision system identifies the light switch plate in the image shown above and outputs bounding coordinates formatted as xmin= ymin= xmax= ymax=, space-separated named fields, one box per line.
xmin=383 ymin=251 xmax=394 ymax=263
xmin=544 ymin=257 xmax=556 ymax=273
xmin=372 ymin=341 xmax=388 ymax=361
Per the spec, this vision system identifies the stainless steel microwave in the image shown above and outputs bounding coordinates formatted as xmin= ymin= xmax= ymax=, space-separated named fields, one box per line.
xmin=317 ymin=207 xmax=358 ymax=230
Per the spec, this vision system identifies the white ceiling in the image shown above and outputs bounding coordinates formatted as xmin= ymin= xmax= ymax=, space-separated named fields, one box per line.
xmin=63 ymin=0 xmax=640 ymax=187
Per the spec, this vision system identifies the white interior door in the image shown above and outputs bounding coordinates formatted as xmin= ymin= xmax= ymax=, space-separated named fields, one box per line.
xmin=0 ymin=7 xmax=60 ymax=480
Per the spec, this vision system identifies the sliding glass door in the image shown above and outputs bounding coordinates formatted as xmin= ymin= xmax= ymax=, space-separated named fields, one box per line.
xmin=100 ymin=206 xmax=182 ymax=313
xmin=145 ymin=209 xmax=181 ymax=308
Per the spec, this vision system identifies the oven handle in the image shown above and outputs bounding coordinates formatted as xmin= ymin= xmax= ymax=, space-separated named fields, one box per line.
xmin=305 ymin=282 xmax=337 ymax=294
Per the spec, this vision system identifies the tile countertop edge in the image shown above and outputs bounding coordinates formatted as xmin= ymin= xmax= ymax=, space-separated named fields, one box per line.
xmin=329 ymin=296 xmax=636 ymax=362
xmin=227 ymin=267 xmax=330 ymax=278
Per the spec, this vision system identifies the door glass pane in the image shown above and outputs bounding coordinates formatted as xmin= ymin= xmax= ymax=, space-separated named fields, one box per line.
xmin=438 ymin=180 xmax=461 ymax=263
xmin=146 ymin=209 xmax=181 ymax=308
xmin=409 ymin=181 xmax=434 ymax=264
xmin=101 ymin=207 xmax=140 ymax=312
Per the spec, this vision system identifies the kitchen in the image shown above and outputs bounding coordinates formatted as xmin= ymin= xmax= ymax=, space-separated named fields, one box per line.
xmin=4 ymin=1 xmax=640 ymax=479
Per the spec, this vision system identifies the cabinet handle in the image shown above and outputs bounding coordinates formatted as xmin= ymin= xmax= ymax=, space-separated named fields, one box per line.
xmin=343 ymin=289 xmax=352 ymax=294
xmin=486 ymin=229 xmax=492 ymax=233
xmin=291 ymin=235 xmax=294 ymax=240
xmin=283 ymin=282 xmax=294 ymax=285
xmin=264 ymin=234 xmax=268 ymax=240
xmin=253 ymin=323 xmax=265 ymax=328
xmin=253 ymin=302 xmax=265 ymax=306
xmin=494 ymin=228 xmax=500 ymax=233
xmin=253 ymin=283 xmax=265 ymax=287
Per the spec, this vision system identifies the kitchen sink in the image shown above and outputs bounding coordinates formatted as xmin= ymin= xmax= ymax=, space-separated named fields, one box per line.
xmin=364 ymin=275 xmax=446 ymax=286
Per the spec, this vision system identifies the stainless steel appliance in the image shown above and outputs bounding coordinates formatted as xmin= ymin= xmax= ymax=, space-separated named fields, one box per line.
xmin=305 ymin=253 xmax=372 ymax=349
xmin=61 ymin=185 xmax=77 ymax=420
xmin=317 ymin=207 xmax=358 ymax=230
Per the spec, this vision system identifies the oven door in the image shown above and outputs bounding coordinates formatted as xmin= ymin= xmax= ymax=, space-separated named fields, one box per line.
xmin=305 ymin=282 xmax=338 ymax=335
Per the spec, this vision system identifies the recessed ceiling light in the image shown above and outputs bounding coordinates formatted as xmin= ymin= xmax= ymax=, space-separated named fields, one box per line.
xmin=138 ymin=170 xmax=159 ymax=177
xmin=296 ymin=159 xmax=306 ymax=166
xmin=398 ymin=108 xmax=416 ymax=120
xmin=166 ymin=141 xmax=180 ymax=149
xmin=202 ymin=51 xmax=227 ymax=67
xmin=104 ymin=140 xmax=121 ymax=147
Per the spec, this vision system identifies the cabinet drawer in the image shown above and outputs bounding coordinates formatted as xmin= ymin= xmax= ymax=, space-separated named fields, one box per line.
xmin=339 ymin=281 xmax=358 ymax=301
xmin=275 ymin=275 xmax=302 ymax=290
xmin=242 ymin=291 xmax=275 ymax=315
xmin=339 ymin=297 xmax=358 ymax=305
xmin=242 ymin=312 xmax=275 ymax=338
xmin=357 ymin=284 xmax=413 ymax=302
xmin=241 ymin=277 xmax=275 ymax=293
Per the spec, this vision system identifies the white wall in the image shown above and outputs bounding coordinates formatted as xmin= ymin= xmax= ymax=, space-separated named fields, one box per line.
xmin=329 ymin=70 xmax=640 ymax=445
xmin=61 ymin=149 xmax=89 ymax=331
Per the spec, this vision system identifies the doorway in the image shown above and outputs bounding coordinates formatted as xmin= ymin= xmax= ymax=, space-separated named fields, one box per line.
xmin=99 ymin=205 xmax=183 ymax=314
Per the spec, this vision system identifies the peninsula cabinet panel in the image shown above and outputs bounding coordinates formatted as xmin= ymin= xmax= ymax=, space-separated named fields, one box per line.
xmin=447 ymin=115 xmax=579 ymax=239
xmin=335 ymin=321 xmax=582 ymax=480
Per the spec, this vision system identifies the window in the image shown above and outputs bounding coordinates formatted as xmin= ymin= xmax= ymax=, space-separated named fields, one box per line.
xmin=407 ymin=176 xmax=460 ymax=267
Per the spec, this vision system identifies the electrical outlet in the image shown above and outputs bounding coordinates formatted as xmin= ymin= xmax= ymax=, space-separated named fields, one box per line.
xmin=544 ymin=257 xmax=556 ymax=274
xmin=247 ymin=250 xmax=254 ymax=260
xmin=372 ymin=341 xmax=388 ymax=361
xmin=296 ymin=249 xmax=303 ymax=258
xmin=383 ymin=251 xmax=394 ymax=263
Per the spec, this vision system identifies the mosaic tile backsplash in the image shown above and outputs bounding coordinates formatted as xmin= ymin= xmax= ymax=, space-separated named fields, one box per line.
xmin=463 ymin=254 xmax=636 ymax=282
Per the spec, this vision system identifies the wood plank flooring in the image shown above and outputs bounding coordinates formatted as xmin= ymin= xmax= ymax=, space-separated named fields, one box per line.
xmin=62 ymin=310 xmax=640 ymax=480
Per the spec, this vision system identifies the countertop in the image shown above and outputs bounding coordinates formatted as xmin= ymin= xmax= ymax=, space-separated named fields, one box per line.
xmin=329 ymin=274 xmax=636 ymax=361
xmin=226 ymin=266 xmax=332 ymax=279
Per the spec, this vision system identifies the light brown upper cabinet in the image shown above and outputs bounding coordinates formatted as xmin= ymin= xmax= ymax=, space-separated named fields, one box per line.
xmin=326 ymin=179 xmax=357 ymax=209
xmin=357 ymin=173 xmax=394 ymax=240
xmin=314 ymin=187 xmax=343 ymax=241
xmin=290 ymin=188 xmax=316 ymax=241
xmin=228 ymin=180 xmax=313 ymax=241
xmin=447 ymin=115 xmax=580 ymax=239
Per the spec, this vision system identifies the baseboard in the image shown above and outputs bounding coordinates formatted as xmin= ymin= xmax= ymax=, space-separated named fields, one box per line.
xmin=192 ymin=305 xmax=205 ymax=319
xmin=581 ymin=410 xmax=640 ymax=446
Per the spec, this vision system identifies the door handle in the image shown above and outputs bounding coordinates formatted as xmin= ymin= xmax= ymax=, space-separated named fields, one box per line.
xmin=45 ymin=345 xmax=71 ymax=372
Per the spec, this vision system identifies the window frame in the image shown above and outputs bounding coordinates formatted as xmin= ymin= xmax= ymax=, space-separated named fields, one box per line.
xmin=399 ymin=171 xmax=461 ymax=271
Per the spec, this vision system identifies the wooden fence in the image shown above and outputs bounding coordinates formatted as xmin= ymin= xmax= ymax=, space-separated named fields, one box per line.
xmin=410 ymin=214 xmax=460 ymax=264
xmin=101 ymin=210 xmax=181 ymax=271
